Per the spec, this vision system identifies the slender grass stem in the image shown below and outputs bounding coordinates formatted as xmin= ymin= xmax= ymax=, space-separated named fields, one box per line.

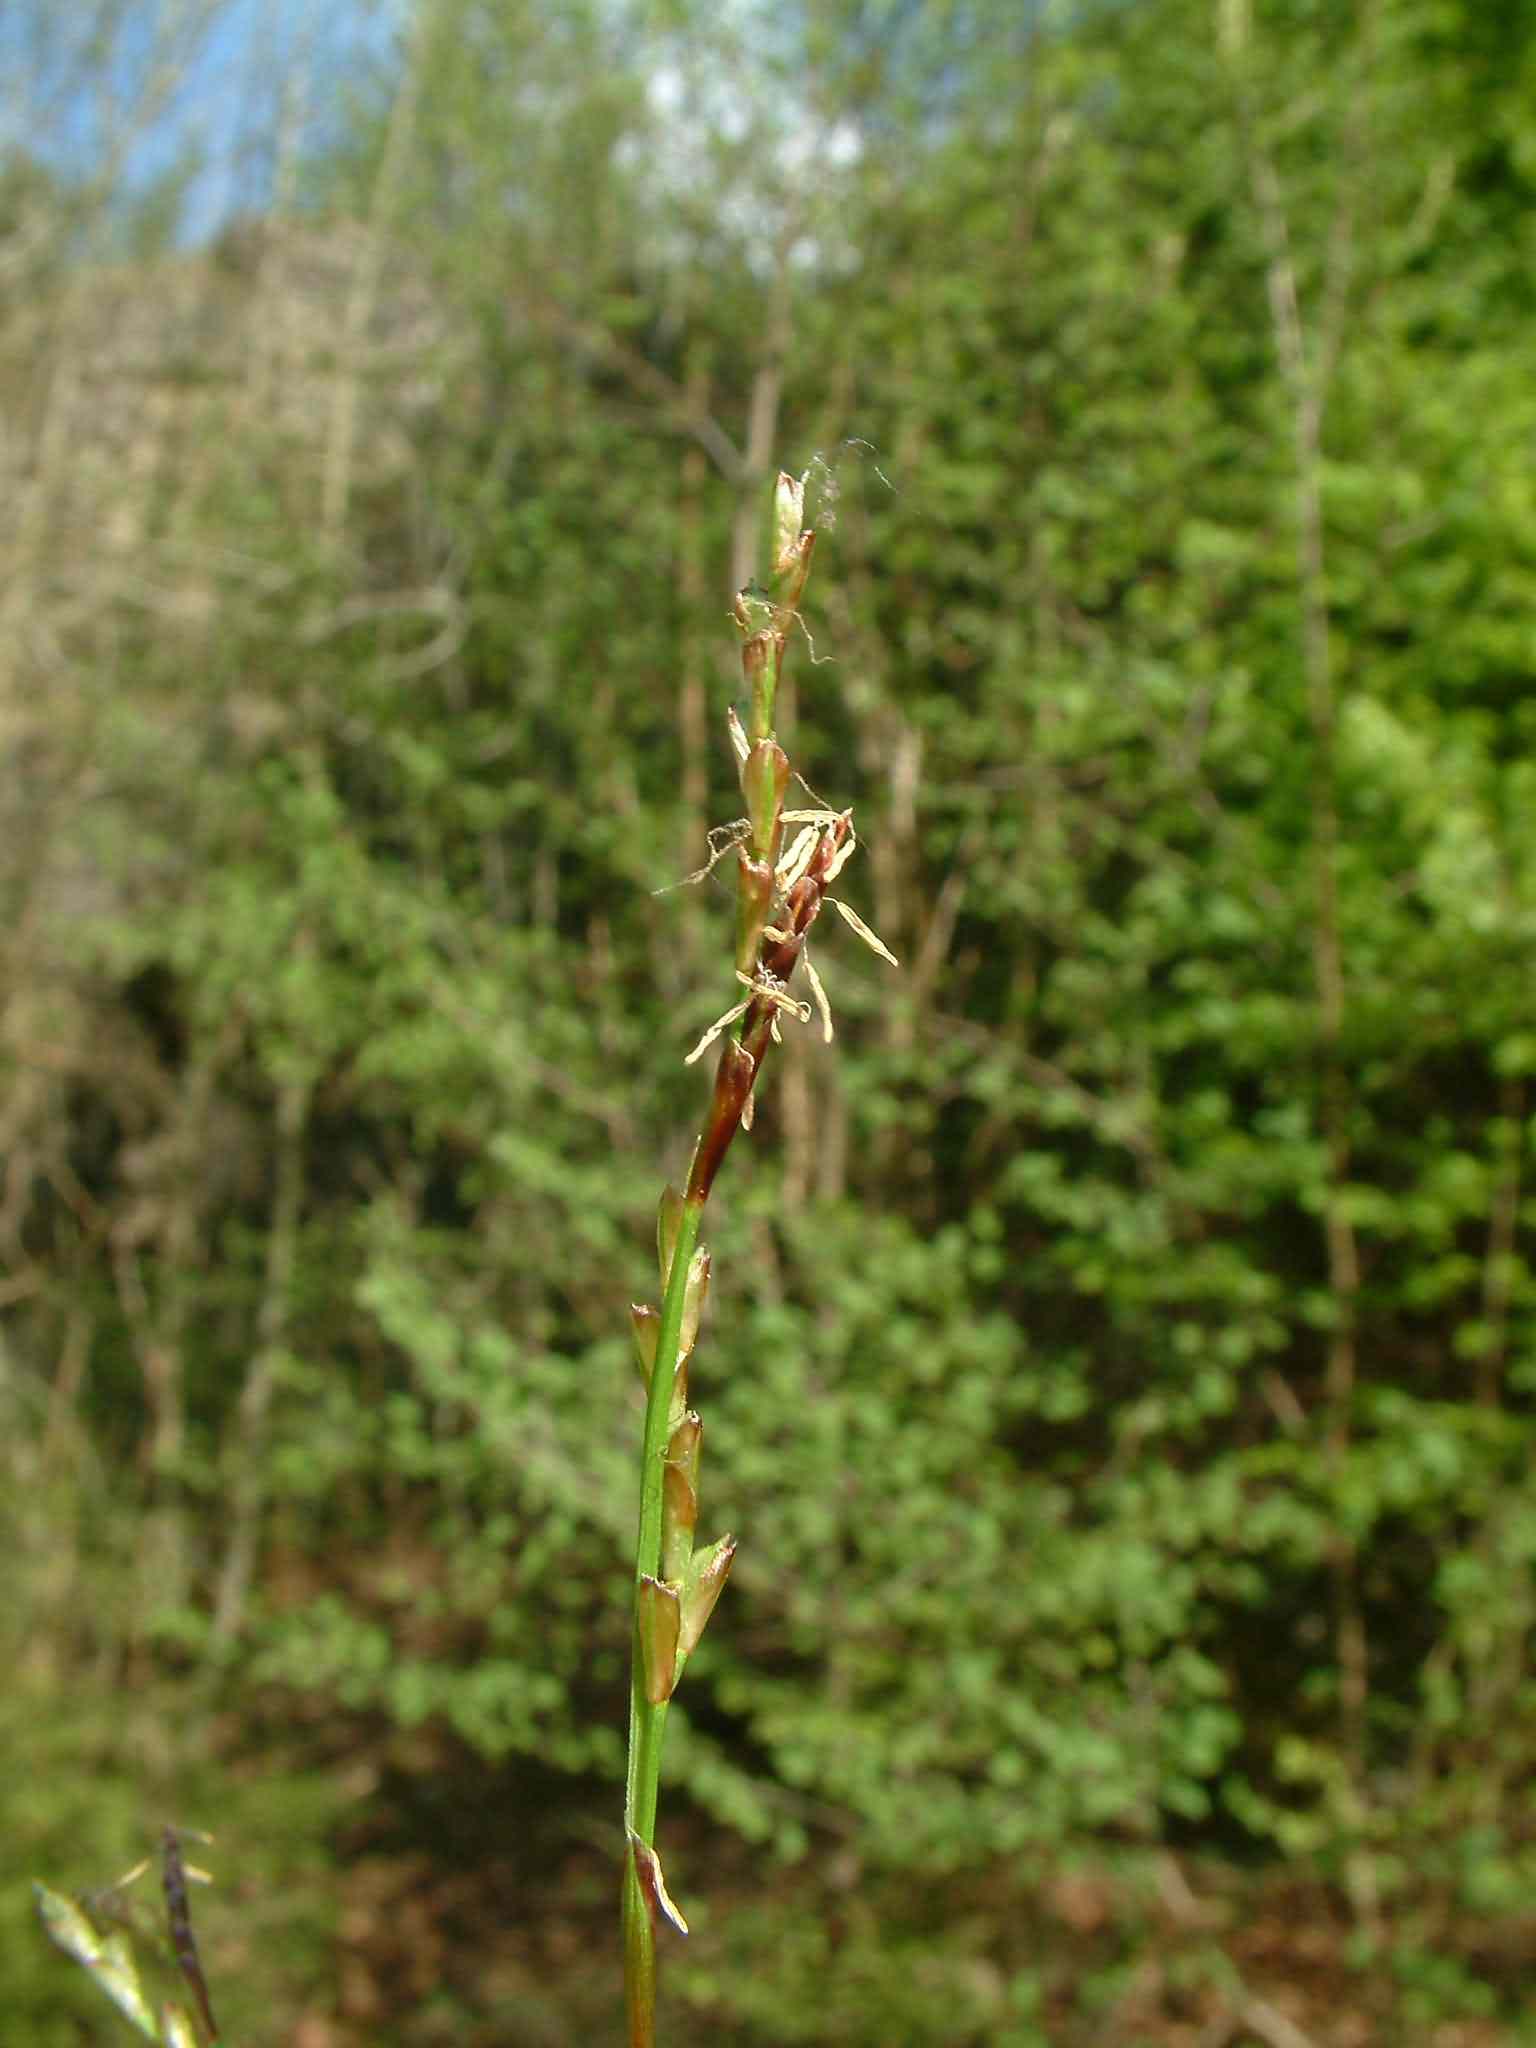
xmin=619 ymin=466 xmax=868 ymax=2045
xmin=622 ymin=1186 xmax=702 ymax=2048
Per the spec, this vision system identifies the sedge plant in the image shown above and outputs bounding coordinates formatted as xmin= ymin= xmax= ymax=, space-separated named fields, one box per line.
xmin=620 ymin=466 xmax=895 ymax=2045
xmin=34 ymin=468 xmax=892 ymax=2048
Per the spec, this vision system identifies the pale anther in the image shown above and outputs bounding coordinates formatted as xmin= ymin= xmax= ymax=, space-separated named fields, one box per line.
xmin=830 ymin=896 xmax=899 ymax=965
xmin=684 ymin=999 xmax=751 ymax=1065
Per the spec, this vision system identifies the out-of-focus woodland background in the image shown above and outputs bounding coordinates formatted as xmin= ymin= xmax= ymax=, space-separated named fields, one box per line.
xmin=4 ymin=0 xmax=1535 ymax=2041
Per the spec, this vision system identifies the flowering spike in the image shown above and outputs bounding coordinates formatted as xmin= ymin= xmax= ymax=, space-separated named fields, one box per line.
xmin=686 ymin=1040 xmax=757 ymax=1204
xmin=736 ymin=854 xmax=774 ymax=976
xmin=630 ymin=1303 xmax=661 ymax=1387
xmin=661 ymin=1465 xmax=697 ymax=1581
xmin=742 ymin=739 xmax=790 ymax=865
xmin=667 ymin=1411 xmax=702 ymax=1484
xmin=740 ymin=627 xmax=775 ymax=676
xmin=636 ymin=1576 xmax=682 ymax=1704
xmin=625 ymin=460 xmax=863 ymax=2041
xmin=772 ymin=469 xmax=806 ymax=577
xmin=678 ymin=1249 xmax=711 ymax=1363
xmin=779 ymin=534 xmax=815 ymax=618
xmin=662 ymin=1412 xmax=702 ymax=1581
xmin=678 ymin=1535 xmax=736 ymax=1660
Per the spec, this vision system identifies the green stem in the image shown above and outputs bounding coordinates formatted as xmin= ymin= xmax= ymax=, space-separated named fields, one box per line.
xmin=622 ymin=1184 xmax=705 ymax=2045
xmin=621 ymin=1857 xmax=656 ymax=2048
xmin=622 ymin=471 xmax=807 ymax=2043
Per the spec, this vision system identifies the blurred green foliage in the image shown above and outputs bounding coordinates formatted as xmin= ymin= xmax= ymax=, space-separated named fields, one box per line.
xmin=4 ymin=0 xmax=1535 ymax=2039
